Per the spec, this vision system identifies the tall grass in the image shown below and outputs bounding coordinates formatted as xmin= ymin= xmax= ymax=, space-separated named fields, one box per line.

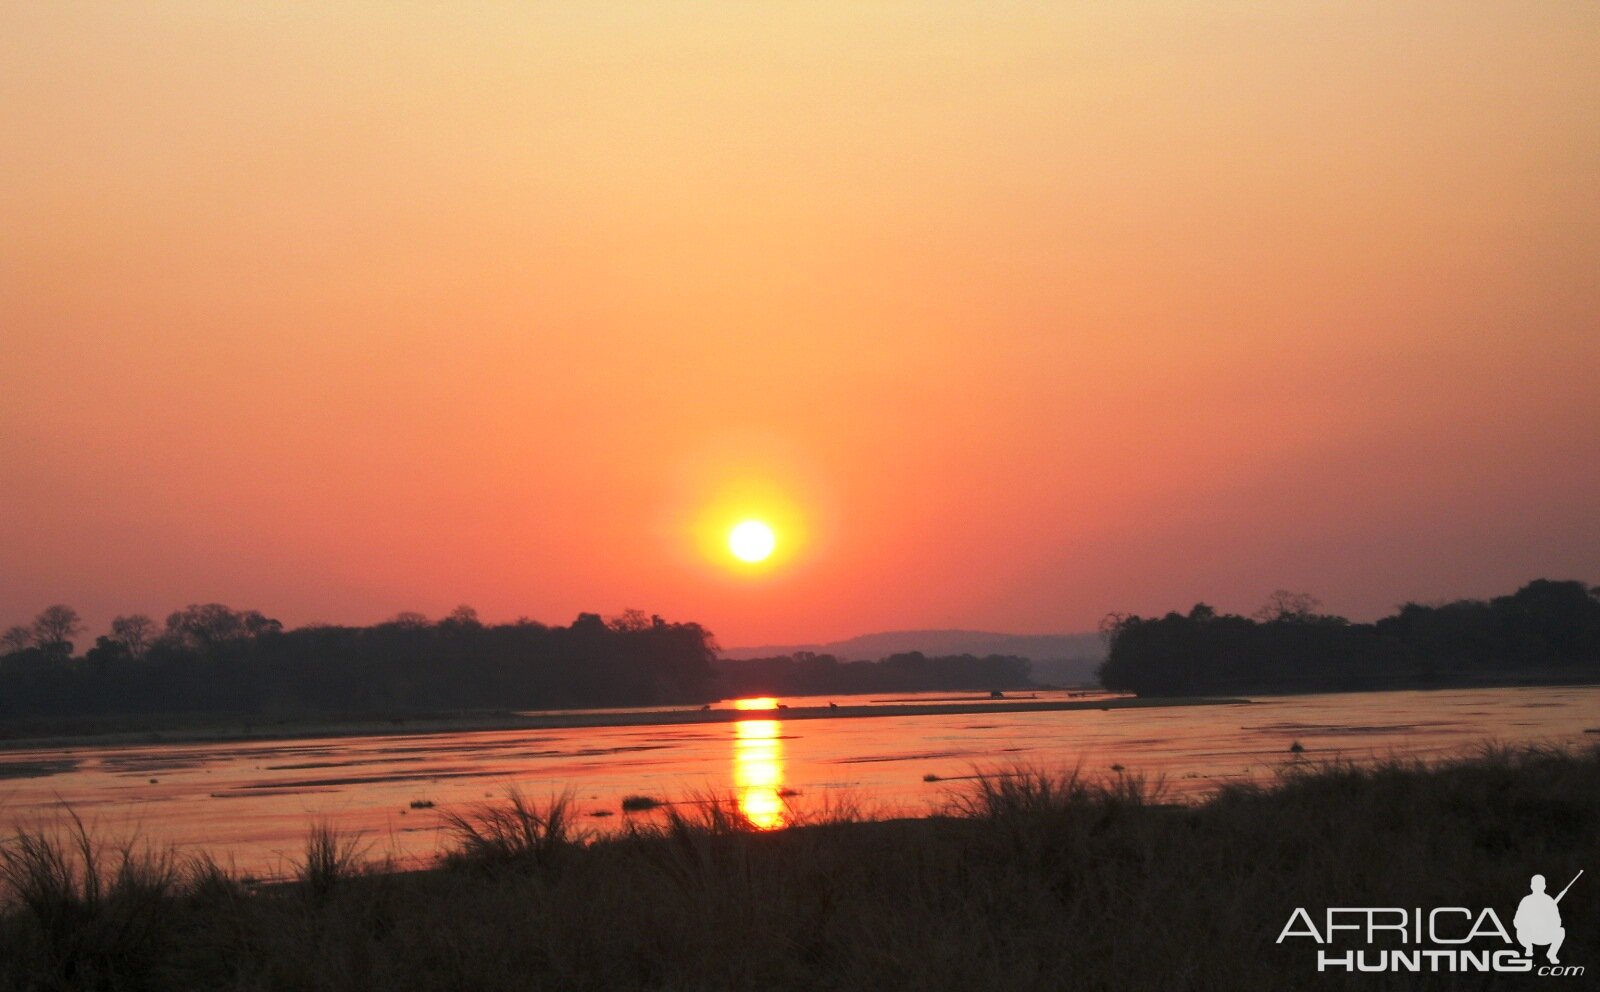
xmin=941 ymin=764 xmax=1165 ymax=818
xmin=0 ymin=809 xmax=180 ymax=988
xmin=440 ymin=788 xmax=584 ymax=872
xmin=293 ymin=820 xmax=369 ymax=903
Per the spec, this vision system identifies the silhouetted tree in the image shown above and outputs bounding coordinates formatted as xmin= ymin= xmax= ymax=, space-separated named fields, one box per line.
xmin=1 ymin=626 xmax=31 ymax=655
xmin=242 ymin=610 xmax=282 ymax=638
xmin=85 ymin=635 xmax=132 ymax=664
xmin=608 ymin=609 xmax=652 ymax=632
xmin=31 ymin=605 xmax=83 ymax=657
xmin=109 ymin=614 xmax=156 ymax=659
xmin=1097 ymin=612 xmax=1129 ymax=645
xmin=163 ymin=604 xmax=280 ymax=654
xmin=1492 ymin=579 xmax=1599 ymax=665
xmin=1253 ymin=590 xmax=1322 ymax=623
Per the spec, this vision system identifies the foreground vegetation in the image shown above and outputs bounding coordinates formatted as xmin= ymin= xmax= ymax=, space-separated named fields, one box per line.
xmin=2 ymin=745 xmax=1593 ymax=991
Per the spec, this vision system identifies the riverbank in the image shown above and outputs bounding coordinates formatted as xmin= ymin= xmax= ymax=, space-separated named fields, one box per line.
xmin=2 ymin=744 xmax=1593 ymax=990
xmin=7 ymin=674 xmax=1598 ymax=754
xmin=0 ymin=694 xmax=1249 ymax=755
xmin=1138 ymin=671 xmax=1600 ymax=699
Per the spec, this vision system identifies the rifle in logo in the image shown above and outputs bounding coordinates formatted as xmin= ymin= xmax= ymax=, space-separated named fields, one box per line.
xmin=1555 ymin=870 xmax=1583 ymax=904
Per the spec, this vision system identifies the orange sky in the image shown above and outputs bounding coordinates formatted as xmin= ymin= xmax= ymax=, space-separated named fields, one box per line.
xmin=2 ymin=4 xmax=1597 ymax=646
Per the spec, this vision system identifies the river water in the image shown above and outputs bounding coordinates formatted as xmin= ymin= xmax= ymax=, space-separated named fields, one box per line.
xmin=1 ymin=685 xmax=1594 ymax=879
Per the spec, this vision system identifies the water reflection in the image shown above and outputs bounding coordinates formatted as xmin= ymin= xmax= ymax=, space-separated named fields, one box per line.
xmin=6 ymin=686 xmax=1596 ymax=878
xmin=734 ymin=717 xmax=785 ymax=829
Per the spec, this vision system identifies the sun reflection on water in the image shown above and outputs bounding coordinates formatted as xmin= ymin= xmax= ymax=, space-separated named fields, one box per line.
xmin=734 ymin=717 xmax=785 ymax=829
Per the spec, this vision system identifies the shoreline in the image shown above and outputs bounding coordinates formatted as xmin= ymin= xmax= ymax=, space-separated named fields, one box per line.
xmin=1137 ymin=672 xmax=1600 ymax=699
xmin=0 ymin=695 xmax=1250 ymax=756
xmin=4 ymin=674 xmax=1597 ymax=756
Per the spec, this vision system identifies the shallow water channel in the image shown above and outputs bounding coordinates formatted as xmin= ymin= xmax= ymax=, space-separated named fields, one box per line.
xmin=1 ymin=685 xmax=1593 ymax=878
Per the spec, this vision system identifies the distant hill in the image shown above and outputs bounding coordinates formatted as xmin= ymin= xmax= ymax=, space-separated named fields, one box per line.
xmin=722 ymin=629 xmax=1107 ymax=686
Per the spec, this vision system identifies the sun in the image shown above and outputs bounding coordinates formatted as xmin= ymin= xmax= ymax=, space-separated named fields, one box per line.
xmin=728 ymin=520 xmax=777 ymax=563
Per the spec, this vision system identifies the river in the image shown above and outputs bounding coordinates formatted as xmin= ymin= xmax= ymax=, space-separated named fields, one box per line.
xmin=1 ymin=684 xmax=1594 ymax=879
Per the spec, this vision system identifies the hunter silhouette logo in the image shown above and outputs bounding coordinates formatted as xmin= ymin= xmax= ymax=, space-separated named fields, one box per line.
xmin=1276 ymin=868 xmax=1584 ymax=976
xmin=1517 ymin=871 xmax=1581 ymax=964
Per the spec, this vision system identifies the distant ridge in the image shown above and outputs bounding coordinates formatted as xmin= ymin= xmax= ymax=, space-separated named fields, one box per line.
xmin=722 ymin=629 xmax=1106 ymax=686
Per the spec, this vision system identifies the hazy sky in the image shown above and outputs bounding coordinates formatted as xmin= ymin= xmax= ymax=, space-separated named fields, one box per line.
xmin=3 ymin=3 xmax=1597 ymax=646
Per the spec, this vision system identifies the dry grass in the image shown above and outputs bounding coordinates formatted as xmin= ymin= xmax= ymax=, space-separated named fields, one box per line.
xmin=1 ymin=744 xmax=1595 ymax=991
xmin=441 ymin=789 xmax=583 ymax=873
xmin=293 ymin=821 xmax=370 ymax=903
xmin=0 ymin=809 xmax=180 ymax=989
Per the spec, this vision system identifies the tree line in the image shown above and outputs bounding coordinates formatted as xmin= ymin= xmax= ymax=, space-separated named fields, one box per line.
xmin=0 ymin=604 xmax=1037 ymax=719
xmin=711 ymin=651 xmax=1033 ymax=698
xmin=0 ymin=605 xmax=719 ymax=718
xmin=1097 ymin=579 xmax=1600 ymax=695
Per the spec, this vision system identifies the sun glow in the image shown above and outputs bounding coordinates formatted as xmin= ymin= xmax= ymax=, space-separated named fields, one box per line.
xmin=728 ymin=520 xmax=776 ymax=563
xmin=682 ymin=465 xmax=817 ymax=576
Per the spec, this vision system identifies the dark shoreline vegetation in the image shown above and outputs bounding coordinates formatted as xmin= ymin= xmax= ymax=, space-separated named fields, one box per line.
xmin=1 ymin=579 xmax=1593 ymax=742
xmin=0 ymin=605 xmax=1036 ymax=732
xmin=1099 ymin=579 xmax=1600 ymax=696
xmin=1 ymin=744 xmax=1593 ymax=991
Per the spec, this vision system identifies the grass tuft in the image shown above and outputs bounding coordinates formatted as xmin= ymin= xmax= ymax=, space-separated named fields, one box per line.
xmin=0 ymin=808 xmax=180 ymax=986
xmin=441 ymin=789 xmax=584 ymax=873
xmin=293 ymin=821 xmax=368 ymax=903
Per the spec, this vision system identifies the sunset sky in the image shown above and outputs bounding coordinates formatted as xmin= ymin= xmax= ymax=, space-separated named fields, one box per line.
xmin=3 ymin=4 xmax=1597 ymax=646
